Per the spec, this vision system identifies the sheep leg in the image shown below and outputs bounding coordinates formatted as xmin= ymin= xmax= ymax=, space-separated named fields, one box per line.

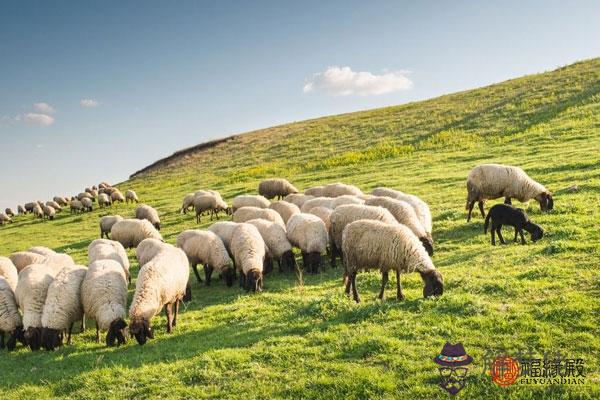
xmin=81 ymin=315 xmax=86 ymax=333
xmin=478 ymin=201 xmax=486 ymax=219
xmin=0 ymin=332 xmax=4 ymax=349
xmin=67 ymin=323 xmax=74 ymax=345
xmin=513 ymin=228 xmax=519 ymax=242
xmin=196 ymin=213 xmax=201 ymax=224
xmin=496 ymin=226 xmax=506 ymax=244
xmin=173 ymin=300 xmax=179 ymax=327
xmin=504 ymin=197 xmax=512 ymax=205
xmin=351 ymin=272 xmax=360 ymax=303
xmin=519 ymin=229 xmax=526 ymax=245
xmin=191 ymin=263 xmax=203 ymax=284
xmin=491 ymin=224 xmax=497 ymax=245
xmin=301 ymin=251 xmax=308 ymax=271
xmin=95 ymin=321 xmax=100 ymax=343
xmin=466 ymin=201 xmax=476 ymax=222
xmin=378 ymin=271 xmax=389 ymax=300
xmin=344 ymin=274 xmax=352 ymax=296
xmin=396 ymin=270 xmax=405 ymax=301
xmin=165 ymin=303 xmax=174 ymax=333
xmin=205 ymin=265 xmax=213 ymax=286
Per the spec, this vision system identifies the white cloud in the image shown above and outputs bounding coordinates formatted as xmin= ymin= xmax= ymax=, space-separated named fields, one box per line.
xmin=16 ymin=113 xmax=55 ymax=126
xmin=33 ymin=102 xmax=55 ymax=114
xmin=80 ymin=98 xmax=100 ymax=108
xmin=303 ymin=66 xmax=413 ymax=96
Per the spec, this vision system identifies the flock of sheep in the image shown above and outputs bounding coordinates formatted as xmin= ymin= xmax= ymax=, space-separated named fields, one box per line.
xmin=0 ymin=163 xmax=553 ymax=351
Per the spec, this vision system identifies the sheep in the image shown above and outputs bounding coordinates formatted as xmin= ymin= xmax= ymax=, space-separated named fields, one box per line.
xmin=193 ymin=193 xmax=226 ymax=223
xmin=88 ymin=239 xmax=130 ymax=280
xmin=365 ymin=197 xmax=433 ymax=255
xmin=46 ymin=201 xmax=62 ymax=212
xmin=286 ymin=213 xmax=328 ymax=274
xmin=98 ymin=182 xmax=110 ymax=189
xmin=42 ymin=205 xmax=56 ymax=220
xmin=5 ymin=208 xmax=14 ymax=217
xmin=33 ymin=204 xmax=44 ymax=219
xmin=0 ymin=213 xmax=12 ymax=225
xmin=321 ymin=183 xmax=364 ymax=198
xmin=258 ymin=178 xmax=299 ymax=200
xmin=24 ymin=202 xmax=36 ymax=213
xmin=9 ymin=251 xmax=48 ymax=273
xmin=70 ymin=200 xmax=84 ymax=213
xmin=329 ymin=204 xmax=397 ymax=268
xmin=466 ymin=163 xmax=554 ymax=222
xmin=98 ymin=193 xmax=112 ymax=208
xmin=125 ymin=190 xmax=139 ymax=203
xmin=176 ymin=230 xmax=235 ymax=286
xmin=342 ymin=220 xmax=444 ymax=303
xmin=111 ymin=218 xmax=163 ymax=249
xmin=230 ymin=223 xmax=267 ymax=292
xmin=484 ymin=204 xmax=544 ymax=245
xmin=41 ymin=265 xmax=87 ymax=350
xmin=307 ymin=206 xmax=333 ymax=233
xmin=269 ymin=201 xmax=300 ymax=224
xmin=135 ymin=204 xmax=161 ymax=230
xmin=78 ymin=192 xmax=93 ymax=202
xmin=207 ymin=221 xmax=238 ymax=257
xmin=99 ymin=215 xmax=123 ymax=239
xmin=0 ymin=257 xmax=17 ymax=293
xmin=15 ymin=264 xmax=57 ymax=350
xmin=81 ymin=197 xmax=93 ymax=212
xmin=111 ymin=190 xmax=125 ymax=204
xmin=53 ymin=196 xmax=68 ymax=206
xmin=17 ymin=205 xmax=26 ymax=215
xmin=136 ymin=238 xmax=170 ymax=267
xmin=181 ymin=193 xmax=196 ymax=214
xmin=371 ymin=187 xmax=433 ymax=238
xmin=233 ymin=206 xmax=286 ymax=228
xmin=0 ymin=278 xmax=23 ymax=351
xmin=245 ymin=219 xmax=296 ymax=273
xmin=283 ymin=193 xmax=314 ymax=208
xmin=331 ymin=195 xmax=365 ymax=208
xmin=231 ymin=195 xmax=270 ymax=213
xmin=300 ymin=197 xmax=334 ymax=213
xmin=371 ymin=187 xmax=404 ymax=198
xmin=81 ymin=260 xmax=128 ymax=346
xmin=27 ymin=246 xmax=56 ymax=257
xmin=304 ymin=186 xmax=324 ymax=197
xmin=129 ymin=244 xmax=191 ymax=345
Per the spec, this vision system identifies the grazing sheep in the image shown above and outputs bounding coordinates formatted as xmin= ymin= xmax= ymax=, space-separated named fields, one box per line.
xmin=78 ymin=192 xmax=93 ymax=202
xmin=258 ymin=178 xmax=299 ymax=200
xmin=88 ymin=239 xmax=130 ymax=280
xmin=24 ymin=202 xmax=36 ymax=213
xmin=15 ymin=264 xmax=57 ymax=350
xmin=269 ymin=201 xmax=300 ymax=224
xmin=331 ymin=195 xmax=365 ymax=208
xmin=5 ymin=208 xmax=14 ymax=217
xmin=371 ymin=187 xmax=433 ymax=238
xmin=176 ymin=230 xmax=234 ymax=286
xmin=81 ymin=197 xmax=93 ymax=212
xmin=33 ymin=204 xmax=44 ymax=219
xmin=245 ymin=219 xmax=296 ymax=273
xmin=484 ymin=204 xmax=544 ymax=245
xmin=98 ymin=182 xmax=110 ymax=189
xmin=125 ymin=190 xmax=139 ymax=204
xmin=53 ymin=196 xmax=68 ymax=206
xmin=283 ymin=193 xmax=314 ymax=208
xmin=300 ymin=197 xmax=334 ymax=213
xmin=233 ymin=206 xmax=286 ymax=228
xmin=70 ymin=200 xmax=84 ymax=213
xmin=304 ymin=186 xmax=324 ymax=197
xmin=111 ymin=218 xmax=163 ymax=249
xmin=99 ymin=215 xmax=123 ymax=239
xmin=17 ymin=205 xmax=26 ymax=215
xmin=286 ymin=213 xmax=328 ymax=274
xmin=135 ymin=204 xmax=161 ymax=230
xmin=207 ymin=221 xmax=238 ymax=257
xmin=342 ymin=220 xmax=444 ymax=303
xmin=231 ymin=195 xmax=270 ymax=213
xmin=98 ymin=193 xmax=112 ymax=208
xmin=42 ymin=205 xmax=56 ymax=220
xmin=230 ymin=224 xmax=267 ymax=292
xmin=41 ymin=265 xmax=87 ymax=350
xmin=46 ymin=201 xmax=62 ymax=212
xmin=9 ymin=251 xmax=48 ymax=273
xmin=0 ymin=257 xmax=18 ymax=291
xmin=466 ymin=163 xmax=554 ymax=222
xmin=81 ymin=260 xmax=128 ymax=346
xmin=321 ymin=183 xmax=364 ymax=198
xmin=365 ymin=197 xmax=433 ymax=255
xmin=193 ymin=193 xmax=227 ymax=223
xmin=129 ymin=244 xmax=191 ymax=345
xmin=330 ymin=204 xmax=397 ymax=268
xmin=0 ymin=278 xmax=24 ymax=351
xmin=307 ymin=206 xmax=333 ymax=233
xmin=181 ymin=193 xmax=196 ymax=214
xmin=0 ymin=213 xmax=12 ymax=225
xmin=111 ymin=190 xmax=125 ymax=204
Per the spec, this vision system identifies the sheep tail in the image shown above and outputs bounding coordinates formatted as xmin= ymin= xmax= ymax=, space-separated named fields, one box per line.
xmin=484 ymin=212 xmax=491 ymax=234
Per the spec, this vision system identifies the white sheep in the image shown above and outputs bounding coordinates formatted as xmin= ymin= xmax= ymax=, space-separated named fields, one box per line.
xmin=365 ymin=196 xmax=434 ymax=255
xmin=466 ymin=163 xmax=554 ymax=221
xmin=321 ymin=183 xmax=364 ymax=198
xmin=17 ymin=205 xmax=26 ymax=215
xmin=70 ymin=200 xmax=84 ymax=213
xmin=46 ymin=201 xmax=62 ymax=212
xmin=286 ymin=213 xmax=328 ymax=274
xmin=208 ymin=221 xmax=238 ymax=257
xmin=27 ymin=246 xmax=55 ymax=257
xmin=129 ymin=244 xmax=191 ymax=345
xmin=176 ymin=230 xmax=234 ymax=286
xmin=53 ymin=196 xmax=68 ymax=206
xmin=193 ymin=193 xmax=228 ymax=223
xmin=78 ymin=192 xmax=93 ymax=202
xmin=41 ymin=265 xmax=87 ymax=350
xmin=330 ymin=204 xmax=397 ymax=268
xmin=283 ymin=193 xmax=314 ymax=208
xmin=371 ymin=187 xmax=433 ymax=238
xmin=33 ymin=204 xmax=44 ymax=219
xmin=0 ymin=212 xmax=13 ymax=225
xmin=230 ymin=223 xmax=267 ymax=292
xmin=304 ymin=186 xmax=324 ymax=197
xmin=0 ymin=257 xmax=18 ymax=291
xmin=135 ymin=204 xmax=161 ymax=230
xmin=100 ymin=215 xmax=123 ymax=239
xmin=81 ymin=197 xmax=93 ymax=212
xmin=15 ymin=264 xmax=57 ymax=350
xmin=231 ymin=194 xmax=270 ymax=213
xmin=111 ymin=218 xmax=163 ymax=249
xmin=136 ymin=238 xmax=169 ymax=267
xmin=81 ymin=259 xmax=128 ymax=346
xmin=342 ymin=219 xmax=443 ymax=303
xmin=181 ymin=193 xmax=196 ymax=214
xmin=5 ymin=208 xmax=14 ymax=217
xmin=300 ymin=197 xmax=334 ymax=213
xmin=88 ymin=239 xmax=130 ymax=281
xmin=233 ymin=206 xmax=286 ymax=228
xmin=43 ymin=205 xmax=56 ymax=220
xmin=258 ymin=178 xmax=299 ymax=200
xmin=9 ymin=251 xmax=48 ymax=273
xmin=245 ymin=218 xmax=296 ymax=272
xmin=307 ymin=206 xmax=333 ymax=233
xmin=125 ymin=189 xmax=139 ymax=203
xmin=98 ymin=193 xmax=112 ymax=208
xmin=0 ymin=277 xmax=23 ymax=351
xmin=111 ymin=190 xmax=125 ymax=204
xmin=331 ymin=195 xmax=365 ymax=208
xmin=269 ymin=201 xmax=300 ymax=224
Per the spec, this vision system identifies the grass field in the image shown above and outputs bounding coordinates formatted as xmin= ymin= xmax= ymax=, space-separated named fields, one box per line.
xmin=1 ymin=58 xmax=599 ymax=399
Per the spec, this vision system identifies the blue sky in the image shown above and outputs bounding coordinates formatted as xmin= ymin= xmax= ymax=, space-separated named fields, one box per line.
xmin=1 ymin=0 xmax=599 ymax=210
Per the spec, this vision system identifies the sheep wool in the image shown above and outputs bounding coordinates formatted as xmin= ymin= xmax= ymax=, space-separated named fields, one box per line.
xmin=41 ymin=265 xmax=87 ymax=350
xmin=307 ymin=206 xmax=333 ymax=233
xmin=321 ymin=183 xmax=364 ymax=198
xmin=135 ymin=204 xmax=161 ymax=230
xmin=43 ymin=205 xmax=56 ymax=220
xmin=0 ymin=213 xmax=13 ymax=225
xmin=0 ymin=277 xmax=23 ymax=350
xmin=111 ymin=190 xmax=125 ymax=203
xmin=208 ymin=221 xmax=238 ymax=255
xmin=230 ymin=223 xmax=266 ymax=292
xmin=27 ymin=246 xmax=56 ymax=257
xmin=371 ymin=187 xmax=432 ymax=236
xmin=0 ymin=257 xmax=18 ymax=291
xmin=181 ymin=193 xmax=196 ymax=213
xmin=46 ymin=201 xmax=62 ymax=212
xmin=81 ymin=260 xmax=128 ymax=346
xmin=286 ymin=213 xmax=328 ymax=273
xmin=283 ymin=193 xmax=314 ymax=208
xmin=258 ymin=178 xmax=299 ymax=200
xmin=231 ymin=195 xmax=270 ymax=212
xmin=111 ymin=218 xmax=163 ymax=249
xmin=70 ymin=200 xmax=84 ymax=213
xmin=342 ymin=219 xmax=443 ymax=302
xmin=233 ymin=206 xmax=286 ymax=228
xmin=81 ymin=197 xmax=93 ymax=211
xmin=331 ymin=195 xmax=365 ymax=209
xmin=100 ymin=215 xmax=124 ymax=239
xmin=88 ymin=239 xmax=130 ymax=280
xmin=269 ymin=201 xmax=300 ymax=224
xmin=245 ymin=218 xmax=295 ymax=272
xmin=125 ymin=190 xmax=139 ymax=203
xmin=304 ymin=186 xmax=324 ymax=197
xmin=98 ymin=193 xmax=112 ymax=208
xmin=136 ymin=238 xmax=169 ymax=266
xmin=176 ymin=230 xmax=234 ymax=286
xmin=9 ymin=251 xmax=48 ymax=273
xmin=300 ymin=197 xmax=334 ymax=213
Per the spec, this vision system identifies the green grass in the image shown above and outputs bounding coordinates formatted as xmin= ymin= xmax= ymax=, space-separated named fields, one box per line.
xmin=1 ymin=58 xmax=600 ymax=399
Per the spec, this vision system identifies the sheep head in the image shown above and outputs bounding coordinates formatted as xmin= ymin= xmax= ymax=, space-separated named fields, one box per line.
xmin=106 ymin=318 xmax=128 ymax=347
xmin=129 ymin=318 xmax=153 ymax=345
xmin=421 ymin=269 xmax=444 ymax=298
xmin=41 ymin=328 xmax=64 ymax=351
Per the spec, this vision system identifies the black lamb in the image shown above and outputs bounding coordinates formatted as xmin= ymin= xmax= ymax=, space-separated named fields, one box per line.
xmin=484 ymin=204 xmax=544 ymax=245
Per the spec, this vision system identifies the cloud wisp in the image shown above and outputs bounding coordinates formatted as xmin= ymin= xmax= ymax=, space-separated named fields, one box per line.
xmin=303 ymin=66 xmax=413 ymax=96
xmin=33 ymin=102 xmax=55 ymax=114
xmin=80 ymin=98 xmax=100 ymax=108
xmin=16 ymin=113 xmax=55 ymax=126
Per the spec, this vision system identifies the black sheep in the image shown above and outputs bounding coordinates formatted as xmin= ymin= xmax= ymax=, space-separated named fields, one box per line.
xmin=484 ymin=204 xmax=544 ymax=245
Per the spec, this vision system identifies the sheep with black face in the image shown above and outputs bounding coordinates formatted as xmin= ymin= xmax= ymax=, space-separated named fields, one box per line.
xmin=484 ymin=204 xmax=544 ymax=245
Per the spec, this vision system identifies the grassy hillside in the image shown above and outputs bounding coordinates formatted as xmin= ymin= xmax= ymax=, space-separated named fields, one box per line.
xmin=1 ymin=58 xmax=599 ymax=399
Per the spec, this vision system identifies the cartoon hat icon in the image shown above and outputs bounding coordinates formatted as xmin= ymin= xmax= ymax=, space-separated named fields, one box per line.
xmin=433 ymin=342 xmax=473 ymax=367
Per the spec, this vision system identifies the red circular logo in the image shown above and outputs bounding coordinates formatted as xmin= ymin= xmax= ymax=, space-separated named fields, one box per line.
xmin=490 ymin=356 xmax=520 ymax=387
